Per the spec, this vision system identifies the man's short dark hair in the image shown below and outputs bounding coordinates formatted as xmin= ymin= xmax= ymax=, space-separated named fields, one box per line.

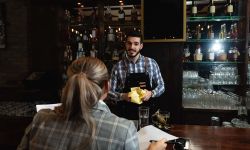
xmin=126 ymin=30 xmax=143 ymax=43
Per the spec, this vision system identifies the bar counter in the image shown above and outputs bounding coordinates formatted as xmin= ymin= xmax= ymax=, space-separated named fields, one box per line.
xmin=167 ymin=125 xmax=250 ymax=150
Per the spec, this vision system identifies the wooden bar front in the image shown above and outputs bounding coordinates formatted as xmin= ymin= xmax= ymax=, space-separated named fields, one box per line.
xmin=168 ymin=125 xmax=250 ymax=150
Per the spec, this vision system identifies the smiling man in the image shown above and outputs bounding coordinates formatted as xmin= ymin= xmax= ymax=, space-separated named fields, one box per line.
xmin=109 ymin=30 xmax=165 ymax=120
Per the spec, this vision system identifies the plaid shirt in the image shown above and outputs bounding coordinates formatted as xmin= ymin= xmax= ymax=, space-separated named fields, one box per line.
xmin=17 ymin=101 xmax=139 ymax=150
xmin=109 ymin=54 xmax=165 ymax=100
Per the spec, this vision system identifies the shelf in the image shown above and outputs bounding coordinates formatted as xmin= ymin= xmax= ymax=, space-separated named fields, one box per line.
xmin=186 ymin=39 xmax=245 ymax=43
xmin=187 ymin=16 xmax=242 ymax=22
xmin=183 ymin=61 xmax=243 ymax=64
xmin=105 ymin=21 xmax=140 ymax=28
xmin=70 ymin=21 xmax=140 ymax=28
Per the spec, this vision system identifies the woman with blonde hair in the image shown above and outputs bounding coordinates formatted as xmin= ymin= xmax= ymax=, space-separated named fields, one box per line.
xmin=17 ymin=57 xmax=166 ymax=150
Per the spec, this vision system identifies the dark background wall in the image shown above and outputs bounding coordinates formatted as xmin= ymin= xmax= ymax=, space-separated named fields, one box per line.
xmin=0 ymin=0 xmax=62 ymax=99
xmin=142 ymin=42 xmax=183 ymax=123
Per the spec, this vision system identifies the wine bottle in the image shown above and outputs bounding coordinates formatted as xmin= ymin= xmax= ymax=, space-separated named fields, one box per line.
xmin=226 ymin=0 xmax=234 ymax=16
xmin=107 ymin=27 xmax=115 ymax=42
xmin=209 ymin=0 xmax=216 ymax=17
xmin=207 ymin=25 xmax=214 ymax=39
xmin=105 ymin=6 xmax=112 ymax=23
xmin=118 ymin=6 xmax=125 ymax=23
xmin=194 ymin=44 xmax=203 ymax=61
xmin=76 ymin=42 xmax=86 ymax=59
xmin=90 ymin=44 xmax=98 ymax=58
xmin=91 ymin=27 xmax=98 ymax=43
xmin=191 ymin=0 xmax=197 ymax=17
xmin=131 ymin=5 xmax=138 ymax=22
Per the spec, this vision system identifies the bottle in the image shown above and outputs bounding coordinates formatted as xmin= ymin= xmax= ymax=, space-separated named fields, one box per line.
xmin=186 ymin=25 xmax=192 ymax=39
xmin=207 ymin=25 xmax=214 ymax=39
xmin=237 ymin=97 xmax=248 ymax=121
xmin=191 ymin=0 xmax=197 ymax=17
xmin=183 ymin=45 xmax=191 ymax=62
xmin=117 ymin=27 xmax=125 ymax=42
xmin=105 ymin=6 xmax=112 ymax=23
xmin=82 ymin=30 xmax=89 ymax=43
xmin=118 ymin=6 xmax=125 ymax=23
xmin=233 ymin=23 xmax=238 ymax=39
xmin=66 ymin=45 xmax=73 ymax=62
xmin=226 ymin=0 xmax=234 ymax=16
xmin=90 ymin=27 xmax=98 ymax=43
xmin=209 ymin=0 xmax=216 ymax=17
xmin=107 ymin=27 xmax=115 ymax=42
xmin=194 ymin=44 xmax=203 ymax=61
xmin=195 ymin=24 xmax=201 ymax=39
xmin=131 ymin=5 xmax=138 ymax=22
xmin=75 ymin=9 xmax=83 ymax=24
xmin=90 ymin=44 xmax=98 ymax=58
xmin=76 ymin=42 xmax=86 ymax=59
xmin=112 ymin=49 xmax=120 ymax=61
xmin=207 ymin=48 xmax=215 ymax=61
xmin=219 ymin=24 xmax=227 ymax=39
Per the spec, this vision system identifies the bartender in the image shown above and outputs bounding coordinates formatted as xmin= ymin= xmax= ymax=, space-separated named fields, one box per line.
xmin=109 ymin=30 xmax=165 ymax=120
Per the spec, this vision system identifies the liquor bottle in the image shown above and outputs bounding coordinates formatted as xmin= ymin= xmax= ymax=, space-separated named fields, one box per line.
xmin=232 ymin=23 xmax=238 ymax=39
xmin=237 ymin=97 xmax=248 ymax=121
xmin=75 ymin=9 xmax=83 ymax=24
xmin=90 ymin=44 xmax=98 ymax=58
xmin=209 ymin=0 xmax=216 ymax=17
xmin=183 ymin=45 xmax=191 ymax=62
xmin=107 ymin=27 xmax=115 ymax=42
xmin=195 ymin=24 xmax=201 ymax=39
xmin=131 ymin=5 xmax=138 ymax=22
xmin=191 ymin=0 xmax=197 ymax=17
xmin=219 ymin=24 xmax=227 ymax=39
xmin=116 ymin=27 xmax=125 ymax=42
xmin=112 ymin=49 xmax=120 ymax=61
xmin=64 ymin=9 xmax=71 ymax=23
xmin=105 ymin=6 xmax=112 ymax=23
xmin=76 ymin=42 xmax=86 ymax=59
xmin=82 ymin=30 xmax=89 ymax=43
xmin=186 ymin=25 xmax=192 ymax=39
xmin=207 ymin=25 xmax=214 ymax=39
xmin=118 ymin=6 xmax=125 ymax=23
xmin=207 ymin=48 xmax=215 ymax=61
xmin=194 ymin=44 xmax=203 ymax=61
xmin=90 ymin=27 xmax=98 ymax=43
xmin=226 ymin=0 xmax=234 ymax=16
xmin=65 ymin=45 xmax=73 ymax=62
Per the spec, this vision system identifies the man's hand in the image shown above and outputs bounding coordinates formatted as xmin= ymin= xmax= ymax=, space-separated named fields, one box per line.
xmin=120 ymin=93 xmax=131 ymax=102
xmin=142 ymin=89 xmax=152 ymax=101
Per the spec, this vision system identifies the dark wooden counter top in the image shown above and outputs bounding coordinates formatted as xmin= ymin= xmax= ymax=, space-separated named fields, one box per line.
xmin=167 ymin=125 xmax=250 ymax=150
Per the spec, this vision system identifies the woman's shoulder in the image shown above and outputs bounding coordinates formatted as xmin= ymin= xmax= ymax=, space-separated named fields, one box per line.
xmin=102 ymin=112 xmax=136 ymax=130
xmin=33 ymin=109 xmax=57 ymax=123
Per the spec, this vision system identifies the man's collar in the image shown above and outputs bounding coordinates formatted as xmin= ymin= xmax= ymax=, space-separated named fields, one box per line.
xmin=125 ymin=53 xmax=142 ymax=64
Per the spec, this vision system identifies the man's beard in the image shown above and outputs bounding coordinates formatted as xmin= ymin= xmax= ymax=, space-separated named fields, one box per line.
xmin=126 ymin=50 xmax=140 ymax=59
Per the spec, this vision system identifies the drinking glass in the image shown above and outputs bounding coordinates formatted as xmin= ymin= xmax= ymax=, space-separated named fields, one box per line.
xmin=138 ymin=106 xmax=149 ymax=129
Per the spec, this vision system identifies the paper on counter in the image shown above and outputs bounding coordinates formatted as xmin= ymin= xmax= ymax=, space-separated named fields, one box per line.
xmin=36 ymin=103 xmax=62 ymax=112
xmin=137 ymin=125 xmax=178 ymax=150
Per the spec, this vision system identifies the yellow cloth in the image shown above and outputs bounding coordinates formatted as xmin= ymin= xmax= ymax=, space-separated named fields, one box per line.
xmin=128 ymin=87 xmax=146 ymax=104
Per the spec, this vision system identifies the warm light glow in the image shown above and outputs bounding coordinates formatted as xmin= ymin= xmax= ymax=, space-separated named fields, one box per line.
xmin=211 ymin=40 xmax=222 ymax=53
